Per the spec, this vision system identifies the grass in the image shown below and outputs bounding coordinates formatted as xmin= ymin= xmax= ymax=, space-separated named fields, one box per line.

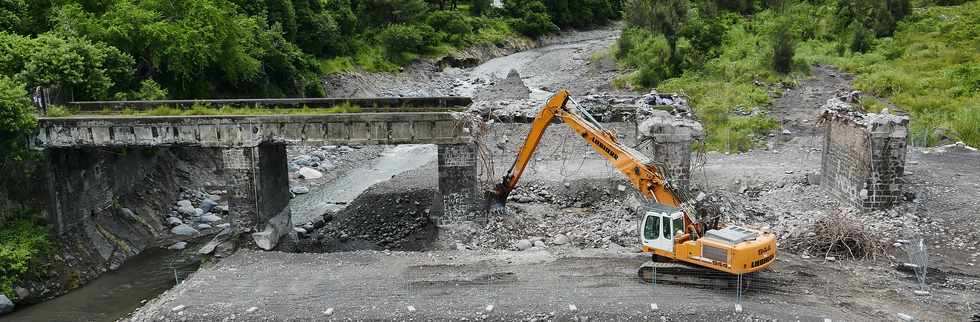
xmin=796 ymin=1 xmax=980 ymax=146
xmin=0 ymin=218 xmax=51 ymax=299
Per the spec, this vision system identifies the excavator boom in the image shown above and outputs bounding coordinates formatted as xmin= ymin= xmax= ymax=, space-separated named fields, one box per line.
xmin=492 ymin=90 xmax=681 ymax=207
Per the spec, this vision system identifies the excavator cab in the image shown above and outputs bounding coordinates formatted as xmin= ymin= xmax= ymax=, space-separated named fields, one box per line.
xmin=640 ymin=207 xmax=685 ymax=254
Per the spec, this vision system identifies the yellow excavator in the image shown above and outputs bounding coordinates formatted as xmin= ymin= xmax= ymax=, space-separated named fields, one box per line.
xmin=489 ymin=89 xmax=777 ymax=283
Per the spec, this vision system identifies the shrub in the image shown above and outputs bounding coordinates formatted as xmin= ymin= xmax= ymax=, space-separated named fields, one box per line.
xmin=771 ymin=22 xmax=795 ymax=74
xmin=849 ymin=23 xmax=873 ymax=53
xmin=426 ymin=10 xmax=475 ymax=45
xmin=0 ymin=218 xmax=51 ymax=299
xmin=377 ymin=24 xmax=438 ymax=58
xmin=503 ymin=0 xmax=558 ymax=38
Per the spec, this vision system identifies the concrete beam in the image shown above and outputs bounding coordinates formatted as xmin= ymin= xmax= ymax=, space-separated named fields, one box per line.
xmin=32 ymin=113 xmax=475 ymax=149
xmin=67 ymin=97 xmax=472 ymax=111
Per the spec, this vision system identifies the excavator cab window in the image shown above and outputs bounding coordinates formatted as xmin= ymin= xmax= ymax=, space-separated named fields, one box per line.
xmin=661 ymin=216 xmax=672 ymax=241
xmin=643 ymin=215 xmax=660 ymax=240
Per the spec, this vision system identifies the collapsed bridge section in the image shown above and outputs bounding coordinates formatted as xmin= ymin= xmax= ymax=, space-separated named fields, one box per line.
xmin=32 ymin=112 xmax=481 ymax=250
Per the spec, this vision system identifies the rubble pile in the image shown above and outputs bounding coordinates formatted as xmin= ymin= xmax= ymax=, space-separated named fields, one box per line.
xmin=165 ymin=188 xmax=230 ymax=238
xmin=784 ymin=210 xmax=886 ymax=260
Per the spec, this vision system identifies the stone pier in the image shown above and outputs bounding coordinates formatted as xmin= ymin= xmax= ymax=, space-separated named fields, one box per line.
xmin=636 ymin=110 xmax=704 ymax=192
xmin=221 ymin=143 xmax=292 ymax=250
xmin=436 ymin=143 xmax=480 ymax=225
xmin=820 ymin=102 xmax=909 ymax=210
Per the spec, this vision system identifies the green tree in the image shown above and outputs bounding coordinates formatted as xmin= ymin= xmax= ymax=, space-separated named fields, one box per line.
xmin=624 ymin=0 xmax=688 ymax=74
xmin=771 ymin=20 xmax=795 ymax=74
xmin=503 ymin=0 xmax=558 ymax=38
xmin=468 ymin=0 xmax=492 ymax=16
xmin=0 ymin=76 xmax=36 ymax=159
xmin=16 ymin=34 xmax=134 ymax=100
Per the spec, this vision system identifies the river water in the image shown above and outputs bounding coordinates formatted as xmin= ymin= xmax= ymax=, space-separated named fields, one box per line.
xmin=1 ymin=246 xmax=202 ymax=322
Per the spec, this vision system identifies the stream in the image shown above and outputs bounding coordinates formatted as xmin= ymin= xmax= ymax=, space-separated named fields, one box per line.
xmin=1 ymin=246 xmax=202 ymax=322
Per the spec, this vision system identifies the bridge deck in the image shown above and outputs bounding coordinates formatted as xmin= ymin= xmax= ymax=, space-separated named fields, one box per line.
xmin=33 ymin=113 xmax=476 ymax=148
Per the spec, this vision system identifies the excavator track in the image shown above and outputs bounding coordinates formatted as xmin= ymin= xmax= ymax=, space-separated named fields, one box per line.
xmin=637 ymin=261 xmax=752 ymax=291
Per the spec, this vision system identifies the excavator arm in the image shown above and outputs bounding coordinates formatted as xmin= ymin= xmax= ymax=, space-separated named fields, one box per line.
xmin=491 ymin=89 xmax=682 ymax=209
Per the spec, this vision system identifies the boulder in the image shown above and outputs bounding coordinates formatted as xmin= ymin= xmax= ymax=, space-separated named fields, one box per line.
xmin=298 ymin=167 xmax=323 ymax=180
xmin=168 ymin=242 xmax=188 ymax=250
xmin=198 ymin=227 xmax=235 ymax=255
xmin=0 ymin=294 xmax=13 ymax=315
xmin=166 ymin=217 xmax=183 ymax=226
xmin=515 ymin=239 xmax=532 ymax=251
xmin=200 ymin=199 xmax=218 ymax=213
xmin=291 ymin=186 xmax=311 ymax=195
xmin=199 ymin=214 xmax=222 ymax=223
xmin=171 ymin=224 xmax=199 ymax=236
xmin=176 ymin=205 xmax=197 ymax=217
xmin=176 ymin=200 xmax=193 ymax=208
xmin=196 ymin=224 xmax=212 ymax=230
xmin=533 ymin=240 xmax=546 ymax=248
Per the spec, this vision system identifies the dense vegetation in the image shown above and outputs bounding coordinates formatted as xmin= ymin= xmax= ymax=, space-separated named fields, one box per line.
xmin=616 ymin=0 xmax=979 ymax=151
xmin=0 ymin=0 xmax=622 ymax=101
xmin=0 ymin=218 xmax=51 ymax=299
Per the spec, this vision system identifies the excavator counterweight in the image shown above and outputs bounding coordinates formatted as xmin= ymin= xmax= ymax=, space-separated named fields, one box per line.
xmin=491 ymin=90 xmax=777 ymax=279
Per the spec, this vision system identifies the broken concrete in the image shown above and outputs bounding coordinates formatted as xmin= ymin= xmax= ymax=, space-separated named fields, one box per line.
xmin=819 ymin=99 xmax=909 ymax=210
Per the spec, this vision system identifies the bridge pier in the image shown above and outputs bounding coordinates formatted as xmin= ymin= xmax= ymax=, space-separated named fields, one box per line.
xmin=436 ymin=143 xmax=481 ymax=225
xmin=221 ymin=143 xmax=292 ymax=250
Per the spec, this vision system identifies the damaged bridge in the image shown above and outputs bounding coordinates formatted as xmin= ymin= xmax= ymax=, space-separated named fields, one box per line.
xmin=32 ymin=112 xmax=482 ymax=250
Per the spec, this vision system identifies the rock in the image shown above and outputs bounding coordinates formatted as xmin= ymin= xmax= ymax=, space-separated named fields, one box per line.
xmin=551 ymin=234 xmax=570 ymax=245
xmin=298 ymin=167 xmax=323 ymax=180
xmin=168 ymin=242 xmax=188 ymax=250
xmin=194 ymin=208 xmax=204 ymax=216
xmin=533 ymin=240 xmax=546 ymax=248
xmin=216 ymin=223 xmax=231 ymax=229
xmin=196 ymin=224 xmax=212 ymax=230
xmin=825 ymin=256 xmax=836 ymax=262
xmin=166 ymin=217 xmax=183 ymax=226
xmin=199 ymin=227 xmax=236 ymax=255
xmin=199 ymin=214 xmax=222 ymax=223
xmin=176 ymin=200 xmax=192 ymax=208
xmin=912 ymin=290 xmax=930 ymax=296
xmin=200 ymin=199 xmax=218 ymax=213
xmin=896 ymin=313 xmax=914 ymax=321
xmin=14 ymin=287 xmax=29 ymax=300
xmin=324 ymin=308 xmax=334 ymax=316
xmin=246 ymin=307 xmax=258 ymax=313
xmin=515 ymin=239 xmax=532 ymax=251
xmin=171 ymin=305 xmax=186 ymax=312
xmin=617 ymin=185 xmax=627 ymax=192
xmin=215 ymin=205 xmax=229 ymax=213
xmin=291 ymin=186 xmax=311 ymax=195
xmin=0 ymin=294 xmax=13 ymax=315
xmin=176 ymin=205 xmax=197 ymax=217
xmin=171 ymin=224 xmax=199 ymax=236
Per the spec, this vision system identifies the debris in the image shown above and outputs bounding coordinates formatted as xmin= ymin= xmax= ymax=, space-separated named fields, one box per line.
xmin=568 ymin=304 xmax=577 ymax=312
xmin=485 ymin=304 xmax=494 ymax=313
xmin=912 ymin=290 xmax=930 ymax=296
xmin=896 ymin=313 xmax=914 ymax=321
xmin=551 ymin=234 xmax=570 ymax=245
xmin=785 ymin=211 xmax=884 ymax=260
xmin=246 ymin=307 xmax=258 ymax=313
xmin=406 ymin=305 xmax=416 ymax=313
xmin=324 ymin=308 xmax=334 ymax=316
xmin=649 ymin=303 xmax=658 ymax=311
xmin=171 ymin=305 xmax=186 ymax=312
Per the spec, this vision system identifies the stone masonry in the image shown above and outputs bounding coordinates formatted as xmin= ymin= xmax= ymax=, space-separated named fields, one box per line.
xmin=436 ymin=143 xmax=480 ymax=225
xmin=635 ymin=109 xmax=704 ymax=192
xmin=820 ymin=100 xmax=909 ymax=210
